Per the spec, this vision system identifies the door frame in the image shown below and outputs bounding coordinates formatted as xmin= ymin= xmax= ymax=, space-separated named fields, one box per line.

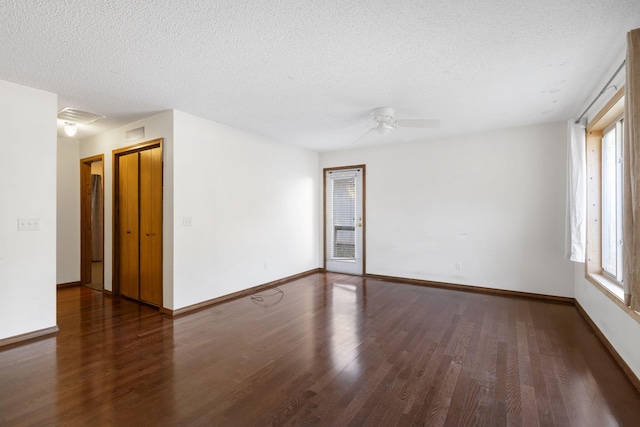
xmin=80 ymin=154 xmax=105 ymax=288
xmin=323 ymin=164 xmax=366 ymax=275
xmin=112 ymin=138 xmax=163 ymax=302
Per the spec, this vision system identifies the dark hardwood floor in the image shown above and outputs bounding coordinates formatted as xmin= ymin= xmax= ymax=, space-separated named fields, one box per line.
xmin=1 ymin=272 xmax=639 ymax=426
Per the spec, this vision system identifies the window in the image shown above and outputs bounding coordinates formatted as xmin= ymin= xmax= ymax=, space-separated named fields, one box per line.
xmin=601 ymin=118 xmax=624 ymax=282
xmin=331 ymin=175 xmax=356 ymax=259
xmin=585 ymin=87 xmax=625 ymax=297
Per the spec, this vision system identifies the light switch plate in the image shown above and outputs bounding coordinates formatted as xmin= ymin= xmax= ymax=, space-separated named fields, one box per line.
xmin=18 ymin=218 xmax=40 ymax=231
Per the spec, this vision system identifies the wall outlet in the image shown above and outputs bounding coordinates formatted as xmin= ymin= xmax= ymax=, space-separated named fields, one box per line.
xmin=455 ymin=261 xmax=462 ymax=271
xmin=183 ymin=217 xmax=192 ymax=227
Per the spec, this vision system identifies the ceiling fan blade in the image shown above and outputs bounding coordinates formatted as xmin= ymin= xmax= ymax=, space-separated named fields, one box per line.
xmin=354 ymin=127 xmax=407 ymax=145
xmin=396 ymin=119 xmax=440 ymax=129
xmin=331 ymin=122 xmax=372 ymax=133
xmin=353 ymin=128 xmax=378 ymax=144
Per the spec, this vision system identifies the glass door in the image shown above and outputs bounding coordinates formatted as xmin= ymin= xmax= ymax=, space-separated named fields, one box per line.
xmin=325 ymin=167 xmax=364 ymax=275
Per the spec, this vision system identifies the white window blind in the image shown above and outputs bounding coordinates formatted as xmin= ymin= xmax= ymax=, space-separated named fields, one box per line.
xmin=332 ymin=175 xmax=356 ymax=259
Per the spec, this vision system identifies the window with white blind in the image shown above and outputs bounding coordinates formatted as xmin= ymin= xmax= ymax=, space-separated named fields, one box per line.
xmin=331 ymin=176 xmax=356 ymax=259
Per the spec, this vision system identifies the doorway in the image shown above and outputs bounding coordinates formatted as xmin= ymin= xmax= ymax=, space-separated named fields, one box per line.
xmin=324 ymin=165 xmax=366 ymax=275
xmin=113 ymin=139 xmax=163 ymax=307
xmin=80 ymin=155 xmax=104 ymax=291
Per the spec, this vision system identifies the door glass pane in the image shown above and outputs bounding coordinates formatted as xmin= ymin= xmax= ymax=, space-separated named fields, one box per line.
xmin=332 ymin=177 xmax=356 ymax=259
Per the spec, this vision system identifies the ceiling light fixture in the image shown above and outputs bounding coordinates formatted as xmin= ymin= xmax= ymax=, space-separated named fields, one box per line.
xmin=63 ymin=122 xmax=78 ymax=137
xmin=375 ymin=121 xmax=394 ymax=135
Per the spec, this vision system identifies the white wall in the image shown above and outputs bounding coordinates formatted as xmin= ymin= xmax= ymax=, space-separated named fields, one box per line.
xmin=79 ymin=111 xmax=174 ymax=308
xmin=56 ymin=137 xmax=80 ymax=284
xmin=321 ymin=121 xmax=574 ymax=297
xmin=0 ymin=80 xmax=57 ymax=340
xmin=172 ymin=110 xmax=320 ymax=309
xmin=574 ymin=267 xmax=640 ymax=378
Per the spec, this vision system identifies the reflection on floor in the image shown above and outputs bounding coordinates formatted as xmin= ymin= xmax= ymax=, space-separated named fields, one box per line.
xmin=4 ymin=272 xmax=640 ymax=425
xmin=85 ymin=261 xmax=103 ymax=291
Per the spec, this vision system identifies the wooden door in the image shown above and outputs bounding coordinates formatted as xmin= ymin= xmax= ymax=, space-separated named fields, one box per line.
xmin=80 ymin=155 xmax=105 ymax=289
xmin=139 ymin=147 xmax=163 ymax=306
xmin=114 ymin=139 xmax=163 ymax=307
xmin=118 ymin=152 xmax=140 ymax=300
xmin=80 ymin=160 xmax=93 ymax=286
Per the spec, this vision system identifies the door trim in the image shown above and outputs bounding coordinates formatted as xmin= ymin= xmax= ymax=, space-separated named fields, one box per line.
xmin=323 ymin=164 xmax=366 ymax=275
xmin=80 ymin=154 xmax=104 ymax=288
xmin=112 ymin=138 xmax=163 ymax=305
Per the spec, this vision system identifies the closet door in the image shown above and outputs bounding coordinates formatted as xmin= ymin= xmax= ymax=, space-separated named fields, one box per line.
xmin=118 ymin=152 xmax=140 ymax=300
xmin=139 ymin=147 xmax=163 ymax=306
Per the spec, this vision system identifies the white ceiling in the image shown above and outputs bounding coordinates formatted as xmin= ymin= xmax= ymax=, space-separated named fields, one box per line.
xmin=1 ymin=1 xmax=639 ymax=152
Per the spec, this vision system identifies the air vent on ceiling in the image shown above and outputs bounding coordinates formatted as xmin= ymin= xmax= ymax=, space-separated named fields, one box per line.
xmin=57 ymin=107 xmax=106 ymax=125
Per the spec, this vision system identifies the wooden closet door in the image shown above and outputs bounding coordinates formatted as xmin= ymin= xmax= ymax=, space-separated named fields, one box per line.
xmin=118 ymin=152 xmax=140 ymax=300
xmin=139 ymin=147 xmax=163 ymax=306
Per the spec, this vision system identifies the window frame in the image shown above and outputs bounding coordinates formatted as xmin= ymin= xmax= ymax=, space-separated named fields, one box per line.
xmin=585 ymin=87 xmax=625 ymax=300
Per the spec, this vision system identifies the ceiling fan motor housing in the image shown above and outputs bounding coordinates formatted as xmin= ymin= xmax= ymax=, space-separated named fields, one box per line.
xmin=372 ymin=107 xmax=395 ymax=122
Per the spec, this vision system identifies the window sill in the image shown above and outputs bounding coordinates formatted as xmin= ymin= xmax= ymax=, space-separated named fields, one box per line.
xmin=587 ymin=273 xmax=624 ymax=301
xmin=586 ymin=273 xmax=640 ymax=324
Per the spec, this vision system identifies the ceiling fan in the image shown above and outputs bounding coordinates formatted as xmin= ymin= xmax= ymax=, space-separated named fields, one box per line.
xmin=355 ymin=107 xmax=440 ymax=143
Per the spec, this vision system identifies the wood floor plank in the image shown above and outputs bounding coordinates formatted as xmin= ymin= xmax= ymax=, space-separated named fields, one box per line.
xmin=2 ymin=273 xmax=640 ymax=425
xmin=491 ymin=341 xmax=509 ymax=426
xmin=540 ymin=353 xmax=570 ymax=426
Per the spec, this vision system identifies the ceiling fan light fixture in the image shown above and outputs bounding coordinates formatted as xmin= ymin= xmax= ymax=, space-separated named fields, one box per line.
xmin=375 ymin=121 xmax=394 ymax=135
xmin=354 ymin=107 xmax=440 ymax=144
xmin=63 ymin=122 xmax=78 ymax=137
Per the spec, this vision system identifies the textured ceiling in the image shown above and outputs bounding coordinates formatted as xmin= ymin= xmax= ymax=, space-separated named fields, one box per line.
xmin=1 ymin=0 xmax=639 ymax=152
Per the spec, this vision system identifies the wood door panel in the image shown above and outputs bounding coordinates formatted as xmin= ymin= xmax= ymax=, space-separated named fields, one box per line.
xmin=114 ymin=139 xmax=163 ymax=307
xmin=139 ymin=147 xmax=163 ymax=306
xmin=118 ymin=152 xmax=140 ymax=300
xmin=80 ymin=161 xmax=92 ymax=285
